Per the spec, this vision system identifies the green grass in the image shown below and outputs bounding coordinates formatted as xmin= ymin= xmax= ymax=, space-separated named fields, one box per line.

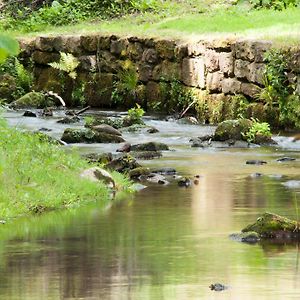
xmin=2 ymin=1 xmax=300 ymax=45
xmin=0 ymin=117 xmax=131 ymax=219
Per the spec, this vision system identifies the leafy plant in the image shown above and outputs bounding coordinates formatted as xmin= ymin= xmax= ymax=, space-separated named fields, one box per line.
xmin=243 ymin=118 xmax=272 ymax=143
xmin=250 ymin=0 xmax=298 ymax=10
xmin=48 ymin=52 xmax=79 ymax=79
xmin=127 ymin=103 xmax=145 ymax=123
xmin=14 ymin=57 xmax=33 ymax=91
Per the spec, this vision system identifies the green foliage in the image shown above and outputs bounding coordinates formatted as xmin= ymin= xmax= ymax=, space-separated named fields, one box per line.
xmin=249 ymin=0 xmax=298 ymax=10
xmin=243 ymin=118 xmax=272 ymax=143
xmin=72 ymin=82 xmax=86 ymax=107
xmin=127 ymin=103 xmax=145 ymax=123
xmin=14 ymin=58 xmax=33 ymax=91
xmin=259 ymin=49 xmax=300 ymax=128
xmin=48 ymin=52 xmax=79 ymax=79
xmin=0 ymin=34 xmax=19 ymax=63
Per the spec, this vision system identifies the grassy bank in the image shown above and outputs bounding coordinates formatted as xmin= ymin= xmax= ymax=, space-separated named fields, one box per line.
xmin=0 ymin=117 xmax=131 ymax=220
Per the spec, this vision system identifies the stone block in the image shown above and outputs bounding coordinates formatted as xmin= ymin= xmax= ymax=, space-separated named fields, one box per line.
xmin=187 ymin=42 xmax=206 ymax=56
xmin=222 ymin=78 xmax=242 ymax=94
xmin=142 ymin=49 xmax=158 ymax=64
xmin=110 ymin=38 xmax=129 ymax=56
xmin=98 ymin=51 xmax=118 ymax=73
xmin=234 ymin=59 xmax=250 ymax=79
xmin=181 ymin=58 xmax=205 ymax=88
xmin=152 ymin=60 xmax=181 ymax=81
xmin=32 ymin=51 xmax=60 ymax=65
xmin=98 ymin=36 xmax=111 ymax=50
xmin=78 ymin=55 xmax=97 ymax=71
xmin=205 ymin=50 xmax=219 ymax=72
xmin=248 ymin=62 xmax=265 ymax=85
xmin=175 ymin=44 xmax=188 ymax=60
xmin=155 ymin=40 xmax=176 ymax=60
xmin=18 ymin=38 xmax=36 ymax=57
xmin=206 ymin=72 xmax=223 ymax=92
xmin=146 ymin=81 xmax=165 ymax=104
xmin=53 ymin=36 xmax=83 ymax=55
xmin=127 ymin=42 xmax=144 ymax=61
xmin=80 ymin=35 xmax=98 ymax=52
xmin=233 ymin=40 xmax=272 ymax=62
xmin=138 ymin=64 xmax=153 ymax=82
xmin=219 ymin=52 xmax=234 ymax=75
xmin=35 ymin=36 xmax=55 ymax=52
xmin=241 ymin=83 xmax=261 ymax=98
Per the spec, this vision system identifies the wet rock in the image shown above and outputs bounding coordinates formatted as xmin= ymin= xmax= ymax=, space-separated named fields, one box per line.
xmin=158 ymin=179 xmax=169 ymax=185
xmin=131 ymin=151 xmax=162 ymax=160
xmin=250 ymin=172 xmax=264 ymax=178
xmin=57 ymin=116 xmax=80 ymax=124
xmin=177 ymin=177 xmax=192 ymax=187
xmin=61 ymin=128 xmax=125 ymax=144
xmin=277 ymin=157 xmax=296 ymax=162
xmin=229 ymin=232 xmax=260 ymax=243
xmin=242 ymin=212 xmax=299 ymax=238
xmin=86 ymin=117 xmax=124 ymax=129
xmin=246 ymin=160 xmax=267 ymax=165
xmin=131 ymin=142 xmax=169 ymax=152
xmin=80 ymin=167 xmax=115 ymax=188
xmin=105 ymin=154 xmax=141 ymax=173
xmin=92 ymin=124 xmax=122 ymax=136
xmin=213 ymin=119 xmax=252 ymax=142
xmin=282 ymin=180 xmax=300 ymax=189
xmin=42 ymin=107 xmax=53 ymax=117
xmin=23 ymin=110 xmax=37 ymax=117
xmin=190 ymin=138 xmax=212 ymax=148
xmin=254 ymin=133 xmax=277 ymax=145
xmin=177 ymin=116 xmax=199 ymax=125
xmin=116 ymin=142 xmax=131 ymax=153
xmin=38 ymin=128 xmax=52 ymax=132
xmin=131 ymin=183 xmax=147 ymax=191
xmin=121 ymin=124 xmax=147 ymax=133
xmin=81 ymin=152 xmax=113 ymax=164
xmin=147 ymin=127 xmax=159 ymax=134
xmin=209 ymin=283 xmax=228 ymax=292
xmin=129 ymin=167 xmax=151 ymax=180
xmin=152 ymin=167 xmax=176 ymax=175
xmin=10 ymin=92 xmax=53 ymax=109
xmin=146 ymin=173 xmax=168 ymax=184
xmin=193 ymin=179 xmax=199 ymax=185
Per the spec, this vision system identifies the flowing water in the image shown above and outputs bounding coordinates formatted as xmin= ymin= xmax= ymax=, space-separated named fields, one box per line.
xmin=2 ymin=110 xmax=300 ymax=299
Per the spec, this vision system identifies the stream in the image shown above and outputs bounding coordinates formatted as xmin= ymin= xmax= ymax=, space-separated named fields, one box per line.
xmin=1 ymin=110 xmax=300 ymax=299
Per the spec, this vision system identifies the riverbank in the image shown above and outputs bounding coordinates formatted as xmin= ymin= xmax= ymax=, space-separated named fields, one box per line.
xmin=0 ymin=116 xmax=131 ymax=220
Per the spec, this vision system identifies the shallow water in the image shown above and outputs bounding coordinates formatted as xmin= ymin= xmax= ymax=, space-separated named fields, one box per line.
xmin=2 ymin=110 xmax=300 ymax=299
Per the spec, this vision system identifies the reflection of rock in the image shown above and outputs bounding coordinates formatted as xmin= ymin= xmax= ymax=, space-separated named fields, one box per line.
xmin=131 ymin=142 xmax=169 ymax=151
xmin=242 ymin=212 xmax=299 ymax=239
xmin=80 ymin=167 xmax=115 ymax=188
xmin=229 ymin=232 xmax=260 ymax=243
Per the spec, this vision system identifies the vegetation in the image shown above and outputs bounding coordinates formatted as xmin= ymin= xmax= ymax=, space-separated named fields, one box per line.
xmin=0 ymin=34 xmax=19 ymax=63
xmin=243 ymin=118 xmax=272 ymax=143
xmin=127 ymin=104 xmax=145 ymax=124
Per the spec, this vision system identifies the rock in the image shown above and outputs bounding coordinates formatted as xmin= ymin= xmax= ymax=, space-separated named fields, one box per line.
xmin=145 ymin=173 xmax=168 ymax=184
xmin=131 ymin=142 xmax=169 ymax=152
xmin=177 ymin=177 xmax=192 ymax=187
xmin=131 ymin=151 xmax=162 ymax=160
xmin=209 ymin=283 xmax=228 ymax=292
xmin=80 ymin=167 xmax=115 ymax=188
xmin=181 ymin=57 xmax=205 ymax=88
xmin=246 ymin=160 xmax=267 ymax=165
xmin=282 ymin=180 xmax=300 ymax=189
xmin=10 ymin=92 xmax=53 ymax=109
xmin=23 ymin=110 xmax=37 ymax=117
xmin=38 ymin=128 xmax=52 ymax=132
xmin=147 ymin=127 xmax=159 ymax=133
xmin=131 ymin=183 xmax=147 ymax=191
xmin=81 ymin=152 xmax=113 ymax=164
xmin=250 ymin=172 xmax=263 ymax=178
xmin=242 ymin=212 xmax=299 ymax=238
xmin=122 ymin=116 xmax=145 ymax=128
xmin=213 ymin=119 xmax=252 ymax=142
xmin=86 ymin=117 xmax=124 ymax=129
xmin=42 ymin=107 xmax=53 ymax=117
xmin=229 ymin=232 xmax=260 ymax=243
xmin=57 ymin=116 xmax=80 ymax=124
xmin=61 ymin=128 xmax=125 ymax=144
xmin=152 ymin=167 xmax=176 ymax=175
xmin=121 ymin=124 xmax=147 ymax=133
xmin=116 ymin=142 xmax=131 ymax=152
xmin=190 ymin=137 xmax=212 ymax=148
xmin=105 ymin=154 xmax=141 ymax=173
xmin=277 ymin=157 xmax=296 ymax=162
xmin=92 ymin=124 xmax=122 ymax=136
xmin=129 ymin=167 xmax=151 ymax=180
xmin=177 ymin=116 xmax=199 ymax=125
xmin=254 ymin=133 xmax=277 ymax=145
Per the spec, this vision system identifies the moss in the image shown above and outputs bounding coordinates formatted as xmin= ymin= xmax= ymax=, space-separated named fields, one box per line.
xmin=128 ymin=167 xmax=151 ymax=179
xmin=131 ymin=142 xmax=169 ymax=151
xmin=10 ymin=91 xmax=53 ymax=109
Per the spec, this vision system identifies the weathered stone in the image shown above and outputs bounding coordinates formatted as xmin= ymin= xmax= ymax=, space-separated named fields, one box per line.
xmin=138 ymin=64 xmax=153 ymax=82
xmin=78 ymin=55 xmax=97 ymax=71
xmin=129 ymin=167 xmax=151 ymax=179
xmin=222 ymin=78 xmax=241 ymax=94
xmin=186 ymin=42 xmax=206 ymax=56
xmin=105 ymin=154 xmax=141 ymax=173
xmin=10 ymin=92 xmax=52 ymax=109
xmin=32 ymin=51 xmax=60 ymax=65
xmin=80 ymin=167 xmax=115 ymax=188
xmin=155 ymin=39 xmax=176 ymax=60
xmin=127 ymin=42 xmax=143 ymax=61
xmin=110 ymin=38 xmax=129 ymax=56
xmin=152 ymin=60 xmax=181 ymax=81
xmin=35 ymin=36 xmax=55 ymax=52
xmin=18 ymin=38 xmax=36 ymax=57
xmin=131 ymin=142 xmax=169 ymax=151
xmin=206 ymin=72 xmax=223 ymax=92
xmin=98 ymin=36 xmax=111 ymax=50
xmin=234 ymin=40 xmax=272 ymax=62
xmin=52 ymin=35 xmax=82 ymax=55
xmin=241 ymin=83 xmax=261 ymax=98
xmin=81 ymin=152 xmax=113 ymax=164
xmin=248 ymin=62 xmax=265 ymax=85
xmin=97 ymin=51 xmax=118 ymax=73
xmin=175 ymin=44 xmax=188 ymax=60
xmin=92 ymin=124 xmax=122 ymax=136
xmin=181 ymin=58 xmax=205 ymax=88
xmin=234 ymin=59 xmax=250 ymax=79
xmin=80 ymin=35 xmax=98 ymax=52
xmin=142 ymin=48 xmax=158 ymax=64
xmin=146 ymin=81 xmax=165 ymax=103
xmin=205 ymin=50 xmax=219 ymax=72
xmin=219 ymin=52 xmax=234 ymax=75
xmin=61 ymin=128 xmax=125 ymax=144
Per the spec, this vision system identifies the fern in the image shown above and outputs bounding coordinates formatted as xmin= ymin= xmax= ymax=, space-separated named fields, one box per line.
xmin=14 ymin=58 xmax=32 ymax=91
xmin=48 ymin=52 xmax=79 ymax=79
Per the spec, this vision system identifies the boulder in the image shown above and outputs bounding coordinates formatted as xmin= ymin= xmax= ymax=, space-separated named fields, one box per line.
xmin=92 ymin=124 xmax=122 ymax=136
xmin=131 ymin=142 xmax=169 ymax=152
xmin=23 ymin=110 xmax=37 ymax=117
xmin=81 ymin=152 xmax=113 ymax=164
xmin=129 ymin=167 xmax=151 ymax=180
xmin=116 ymin=143 xmax=131 ymax=153
xmin=61 ymin=128 xmax=125 ymax=144
xmin=10 ymin=92 xmax=54 ymax=109
xmin=242 ymin=212 xmax=299 ymax=239
xmin=105 ymin=154 xmax=141 ymax=173
xmin=80 ymin=167 xmax=115 ymax=188
xmin=213 ymin=119 xmax=252 ymax=142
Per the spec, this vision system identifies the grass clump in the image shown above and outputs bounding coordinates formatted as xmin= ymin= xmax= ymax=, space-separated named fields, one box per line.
xmin=0 ymin=118 xmax=131 ymax=219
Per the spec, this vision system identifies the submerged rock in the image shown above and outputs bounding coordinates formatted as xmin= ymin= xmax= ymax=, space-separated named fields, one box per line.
xmin=242 ymin=212 xmax=299 ymax=239
xmin=246 ymin=160 xmax=267 ymax=165
xmin=277 ymin=157 xmax=296 ymax=162
xmin=105 ymin=154 xmax=141 ymax=173
xmin=147 ymin=127 xmax=159 ymax=134
xmin=131 ymin=142 xmax=169 ymax=152
xmin=23 ymin=110 xmax=37 ymax=117
xmin=152 ymin=167 xmax=176 ymax=175
xmin=61 ymin=128 xmax=125 ymax=144
xmin=209 ymin=283 xmax=228 ymax=292
xmin=80 ymin=167 xmax=115 ymax=188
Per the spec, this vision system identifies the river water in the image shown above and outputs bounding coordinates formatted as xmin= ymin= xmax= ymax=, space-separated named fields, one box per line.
xmin=1 ymin=110 xmax=300 ymax=299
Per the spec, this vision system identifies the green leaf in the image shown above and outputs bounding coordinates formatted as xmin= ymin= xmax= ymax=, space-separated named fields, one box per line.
xmin=0 ymin=35 xmax=19 ymax=63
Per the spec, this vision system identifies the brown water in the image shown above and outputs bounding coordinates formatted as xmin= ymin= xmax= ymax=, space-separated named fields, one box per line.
xmin=2 ymin=110 xmax=300 ymax=299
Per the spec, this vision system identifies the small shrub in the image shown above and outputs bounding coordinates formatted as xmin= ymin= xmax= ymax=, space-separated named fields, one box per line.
xmin=243 ymin=118 xmax=272 ymax=143
xmin=127 ymin=103 xmax=145 ymax=124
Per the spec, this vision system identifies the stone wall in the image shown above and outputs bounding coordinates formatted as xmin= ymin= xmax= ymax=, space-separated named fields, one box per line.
xmin=18 ymin=34 xmax=297 ymax=123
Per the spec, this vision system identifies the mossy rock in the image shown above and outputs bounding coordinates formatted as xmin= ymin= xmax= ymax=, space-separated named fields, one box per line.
xmin=105 ymin=154 xmax=141 ymax=173
xmin=213 ymin=119 xmax=252 ymax=142
xmin=81 ymin=152 xmax=113 ymax=164
xmin=242 ymin=212 xmax=299 ymax=238
xmin=131 ymin=151 xmax=163 ymax=160
xmin=85 ymin=117 xmax=124 ymax=129
xmin=253 ymin=133 xmax=277 ymax=145
xmin=10 ymin=92 xmax=54 ymax=109
xmin=121 ymin=123 xmax=147 ymax=133
xmin=129 ymin=167 xmax=151 ymax=179
xmin=61 ymin=128 xmax=125 ymax=144
xmin=131 ymin=142 xmax=169 ymax=152
xmin=122 ymin=116 xmax=145 ymax=127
